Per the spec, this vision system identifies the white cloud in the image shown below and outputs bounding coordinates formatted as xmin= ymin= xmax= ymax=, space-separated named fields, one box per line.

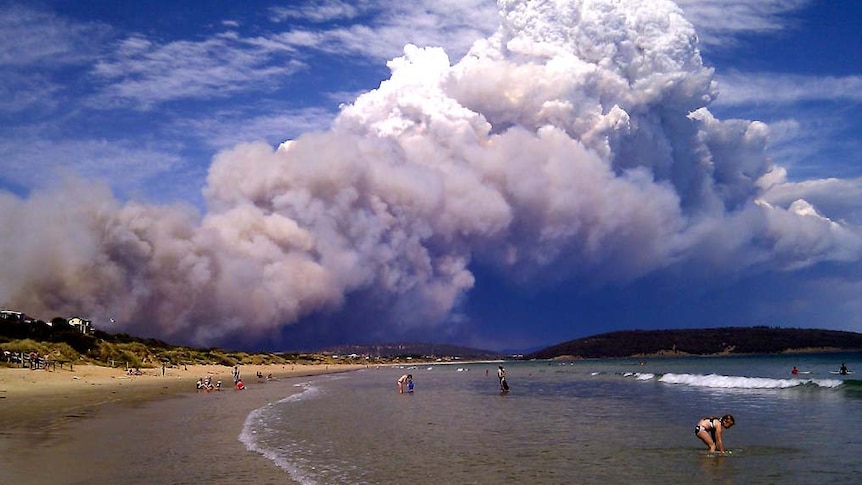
xmin=709 ymin=71 xmax=862 ymax=187
xmin=81 ymin=0 xmax=497 ymax=111
xmin=0 ymin=4 xmax=107 ymax=66
xmin=0 ymin=5 xmax=108 ymax=116
xmin=0 ymin=135 xmax=188 ymax=197
xmin=181 ymin=107 xmax=337 ymax=150
xmin=267 ymin=0 xmax=498 ymax=62
xmin=675 ymin=0 xmax=812 ymax=48
xmin=270 ymin=0 xmax=362 ymax=23
xmin=0 ymin=72 xmax=64 ymax=113
xmin=762 ymin=175 xmax=862 ymax=226
xmin=89 ymin=33 xmax=307 ymax=109
xmin=714 ymin=72 xmax=862 ymax=107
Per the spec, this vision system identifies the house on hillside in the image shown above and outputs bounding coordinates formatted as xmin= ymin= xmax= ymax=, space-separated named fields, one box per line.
xmin=68 ymin=317 xmax=94 ymax=334
xmin=0 ymin=310 xmax=31 ymax=323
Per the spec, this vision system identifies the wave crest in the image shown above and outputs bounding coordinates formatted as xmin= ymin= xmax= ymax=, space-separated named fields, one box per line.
xmin=657 ymin=373 xmax=843 ymax=389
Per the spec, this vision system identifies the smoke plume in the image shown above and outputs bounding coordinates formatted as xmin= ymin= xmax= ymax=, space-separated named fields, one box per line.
xmin=2 ymin=0 xmax=860 ymax=347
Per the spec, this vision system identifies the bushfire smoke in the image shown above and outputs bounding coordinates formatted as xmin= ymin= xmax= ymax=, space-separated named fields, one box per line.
xmin=2 ymin=0 xmax=860 ymax=348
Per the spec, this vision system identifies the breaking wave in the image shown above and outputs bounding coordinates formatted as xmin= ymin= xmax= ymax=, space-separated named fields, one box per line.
xmin=618 ymin=372 xmax=845 ymax=389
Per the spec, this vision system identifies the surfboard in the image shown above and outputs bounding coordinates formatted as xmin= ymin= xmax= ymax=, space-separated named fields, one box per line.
xmin=501 ymin=378 xmax=509 ymax=391
xmin=829 ymin=370 xmax=854 ymax=375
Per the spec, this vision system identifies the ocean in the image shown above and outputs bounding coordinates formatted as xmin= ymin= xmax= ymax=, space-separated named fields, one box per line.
xmin=240 ymin=352 xmax=862 ymax=484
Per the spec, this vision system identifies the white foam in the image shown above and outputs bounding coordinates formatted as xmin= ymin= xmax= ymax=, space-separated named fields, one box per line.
xmin=621 ymin=372 xmax=655 ymax=380
xmin=658 ymin=373 xmax=844 ymax=389
xmin=238 ymin=382 xmax=323 ymax=485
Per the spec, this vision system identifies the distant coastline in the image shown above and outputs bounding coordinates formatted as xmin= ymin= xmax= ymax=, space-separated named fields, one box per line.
xmin=526 ymin=327 xmax=862 ymax=361
xmin=546 ymin=346 xmax=858 ymax=361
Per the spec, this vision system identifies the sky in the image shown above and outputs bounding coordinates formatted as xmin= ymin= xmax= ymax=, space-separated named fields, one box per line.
xmin=1 ymin=0 xmax=861 ymax=353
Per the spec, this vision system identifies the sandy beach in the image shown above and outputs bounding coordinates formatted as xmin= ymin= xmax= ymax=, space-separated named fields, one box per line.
xmin=0 ymin=362 xmax=366 ymax=484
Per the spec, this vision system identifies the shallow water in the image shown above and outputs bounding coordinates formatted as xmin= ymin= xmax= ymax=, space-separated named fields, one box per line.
xmin=241 ymin=352 xmax=862 ymax=484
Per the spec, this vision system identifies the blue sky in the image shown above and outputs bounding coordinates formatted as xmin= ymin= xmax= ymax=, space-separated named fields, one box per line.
xmin=1 ymin=0 xmax=861 ymax=352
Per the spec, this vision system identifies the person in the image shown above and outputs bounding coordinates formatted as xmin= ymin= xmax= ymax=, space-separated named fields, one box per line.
xmin=694 ymin=415 xmax=735 ymax=453
xmin=497 ymin=365 xmax=509 ymax=391
xmin=840 ymin=363 xmax=849 ymax=375
xmin=397 ymin=374 xmax=412 ymax=393
xmin=791 ymin=366 xmax=799 ymax=375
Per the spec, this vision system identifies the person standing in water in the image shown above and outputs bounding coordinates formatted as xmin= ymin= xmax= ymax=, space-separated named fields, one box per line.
xmin=397 ymin=374 xmax=412 ymax=393
xmin=694 ymin=415 xmax=735 ymax=453
xmin=497 ymin=365 xmax=509 ymax=391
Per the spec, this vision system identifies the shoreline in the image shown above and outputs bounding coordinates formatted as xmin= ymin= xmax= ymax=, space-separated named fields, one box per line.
xmin=0 ymin=362 xmax=367 ymax=484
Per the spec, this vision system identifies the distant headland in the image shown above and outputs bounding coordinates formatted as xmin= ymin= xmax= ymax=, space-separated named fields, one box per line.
xmin=523 ymin=327 xmax=862 ymax=360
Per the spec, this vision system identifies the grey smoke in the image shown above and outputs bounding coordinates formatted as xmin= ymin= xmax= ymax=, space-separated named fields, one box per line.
xmin=2 ymin=0 xmax=860 ymax=347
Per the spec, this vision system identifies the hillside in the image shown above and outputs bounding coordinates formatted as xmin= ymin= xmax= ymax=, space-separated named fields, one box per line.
xmin=524 ymin=327 xmax=862 ymax=360
xmin=1 ymin=316 xmax=501 ymax=367
xmin=0 ymin=318 xmax=356 ymax=368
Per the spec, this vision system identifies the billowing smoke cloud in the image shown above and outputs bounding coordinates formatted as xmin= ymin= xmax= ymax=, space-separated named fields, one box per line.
xmin=2 ymin=0 xmax=861 ymax=347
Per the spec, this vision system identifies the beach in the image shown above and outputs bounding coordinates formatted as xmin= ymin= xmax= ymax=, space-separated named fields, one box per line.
xmin=0 ymin=362 xmax=365 ymax=484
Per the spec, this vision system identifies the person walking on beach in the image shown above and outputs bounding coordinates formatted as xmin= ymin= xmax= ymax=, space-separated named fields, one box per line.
xmin=694 ymin=415 xmax=735 ymax=453
xmin=497 ymin=365 xmax=509 ymax=391
xmin=397 ymin=374 xmax=412 ymax=394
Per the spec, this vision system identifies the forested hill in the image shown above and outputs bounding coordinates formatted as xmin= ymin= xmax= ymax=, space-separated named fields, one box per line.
xmin=524 ymin=327 xmax=862 ymax=360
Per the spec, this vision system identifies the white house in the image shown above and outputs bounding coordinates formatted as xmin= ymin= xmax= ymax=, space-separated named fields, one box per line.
xmin=67 ymin=317 xmax=94 ymax=334
xmin=0 ymin=310 xmax=30 ymax=323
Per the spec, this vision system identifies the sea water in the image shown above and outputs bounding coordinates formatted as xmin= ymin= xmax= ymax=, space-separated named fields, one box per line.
xmin=240 ymin=352 xmax=862 ymax=484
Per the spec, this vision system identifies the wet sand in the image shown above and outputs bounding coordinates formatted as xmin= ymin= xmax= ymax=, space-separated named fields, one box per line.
xmin=0 ymin=363 xmax=366 ymax=484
